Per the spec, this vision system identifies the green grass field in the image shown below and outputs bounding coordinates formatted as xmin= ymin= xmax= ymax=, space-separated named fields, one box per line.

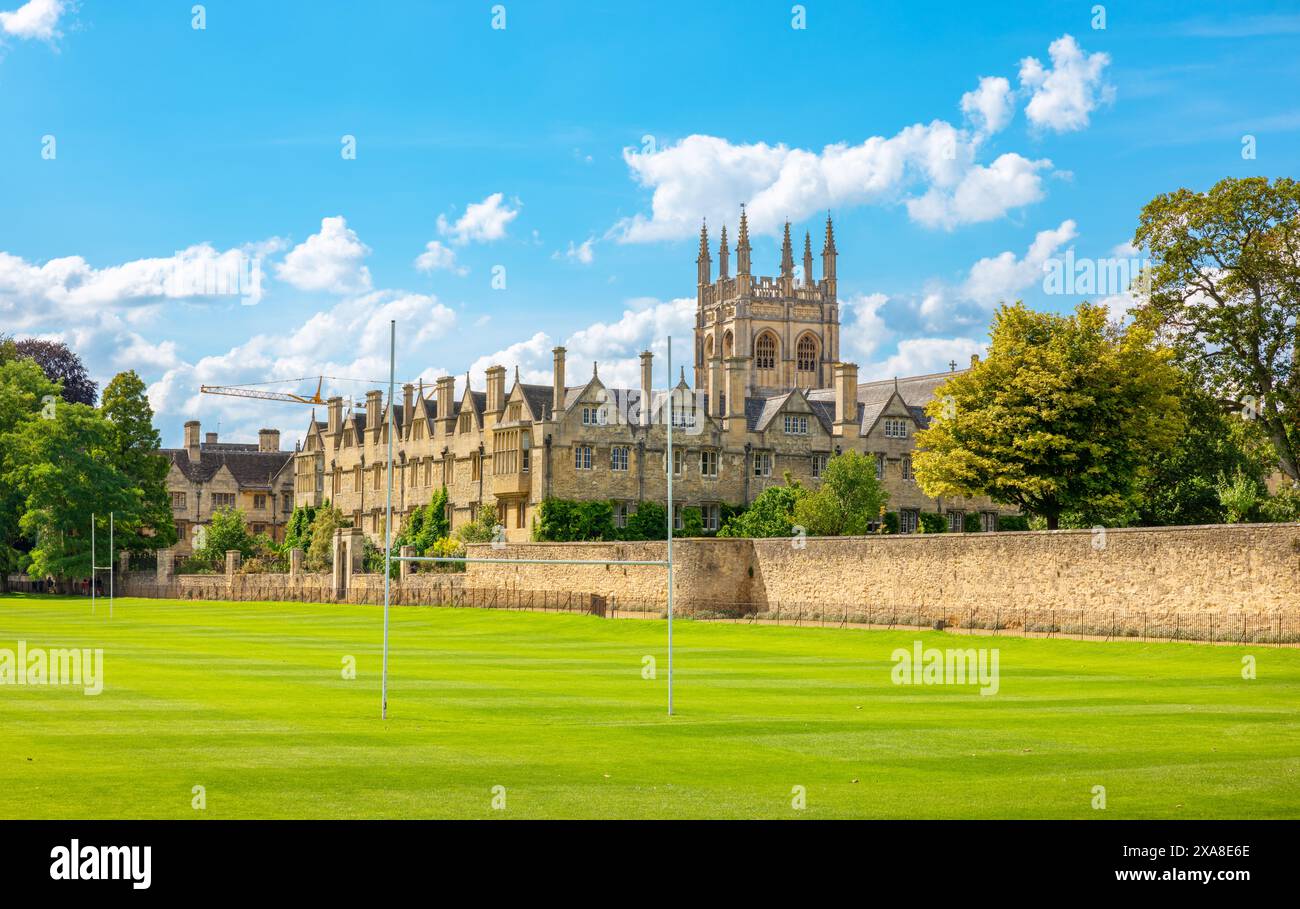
xmin=2 ymin=593 xmax=1298 ymax=819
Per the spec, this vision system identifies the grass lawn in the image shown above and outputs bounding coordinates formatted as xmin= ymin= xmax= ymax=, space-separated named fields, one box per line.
xmin=2 ymin=593 xmax=1298 ymax=819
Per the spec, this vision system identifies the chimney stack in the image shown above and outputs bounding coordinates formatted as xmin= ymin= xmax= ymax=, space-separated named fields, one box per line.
xmin=485 ymin=365 xmax=506 ymax=414
xmin=833 ymin=362 xmax=858 ymax=436
xmin=435 ymin=376 xmax=455 ymax=432
xmin=639 ymin=350 xmax=653 ymax=426
xmin=327 ymin=396 xmax=343 ymax=436
xmin=258 ymin=428 xmax=280 ymax=452
xmin=184 ymin=420 xmax=201 ymax=461
xmin=402 ymin=383 xmax=414 ymax=438
xmin=708 ymin=354 xmax=723 ymax=419
xmin=552 ymin=346 xmax=567 ymax=416
xmin=365 ymin=390 xmax=383 ymax=441
xmin=205 ymin=432 xmax=218 ymax=444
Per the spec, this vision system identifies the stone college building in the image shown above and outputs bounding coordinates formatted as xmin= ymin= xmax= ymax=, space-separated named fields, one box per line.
xmin=292 ymin=211 xmax=1010 ymax=541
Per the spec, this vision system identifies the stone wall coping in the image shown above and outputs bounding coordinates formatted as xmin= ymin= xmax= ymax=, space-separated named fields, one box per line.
xmin=465 ymin=522 xmax=1300 ymax=549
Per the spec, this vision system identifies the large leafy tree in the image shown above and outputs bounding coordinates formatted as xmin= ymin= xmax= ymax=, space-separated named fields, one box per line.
xmin=913 ymin=302 xmax=1183 ymax=529
xmin=2 ymin=403 xmax=141 ymax=583
xmin=100 ymin=370 xmax=176 ymax=552
xmin=793 ymin=451 xmax=888 ymax=536
xmin=3 ymin=335 xmax=98 ymax=406
xmin=0 ymin=357 xmax=60 ymax=588
xmin=1133 ymin=176 xmax=1300 ymax=482
xmin=717 ymin=477 xmax=807 ymax=538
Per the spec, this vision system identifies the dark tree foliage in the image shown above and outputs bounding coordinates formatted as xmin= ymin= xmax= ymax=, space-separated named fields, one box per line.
xmin=9 ymin=336 xmax=98 ymax=406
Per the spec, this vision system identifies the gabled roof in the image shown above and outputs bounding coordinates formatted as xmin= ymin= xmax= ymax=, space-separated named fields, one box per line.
xmin=519 ymin=383 xmax=552 ymax=421
xmin=164 ymin=447 xmax=294 ymax=488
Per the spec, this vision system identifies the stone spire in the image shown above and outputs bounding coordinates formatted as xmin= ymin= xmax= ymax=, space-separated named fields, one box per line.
xmin=803 ymin=231 xmax=814 ymax=287
xmin=736 ymin=205 xmax=752 ymax=276
xmin=696 ymin=220 xmax=711 ymax=287
xmin=718 ymin=224 xmax=730 ymax=279
xmin=821 ymin=212 xmax=838 ymax=296
xmin=780 ymin=221 xmax=794 ymax=278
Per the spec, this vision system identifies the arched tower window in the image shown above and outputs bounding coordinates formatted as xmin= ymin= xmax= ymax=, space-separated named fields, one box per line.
xmin=797 ymin=335 xmax=818 ymax=372
xmin=723 ymin=330 xmax=734 ymax=359
xmin=755 ymin=333 xmax=778 ymax=370
xmin=705 ymin=335 xmax=714 ymax=359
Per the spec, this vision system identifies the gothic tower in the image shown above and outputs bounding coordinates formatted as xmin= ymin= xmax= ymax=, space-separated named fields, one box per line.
xmin=694 ymin=207 xmax=841 ymax=399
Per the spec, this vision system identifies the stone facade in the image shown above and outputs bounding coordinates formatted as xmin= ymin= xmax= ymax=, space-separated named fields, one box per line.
xmin=163 ymin=422 xmax=295 ymax=554
xmin=293 ymin=211 xmax=1013 ymax=542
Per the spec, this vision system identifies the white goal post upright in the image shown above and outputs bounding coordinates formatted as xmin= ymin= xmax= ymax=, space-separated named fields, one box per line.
xmin=379 ymin=328 xmax=679 ymax=719
xmin=90 ymin=511 xmax=114 ymax=618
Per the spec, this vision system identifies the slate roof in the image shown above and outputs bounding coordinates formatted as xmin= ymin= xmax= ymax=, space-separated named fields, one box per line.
xmin=164 ymin=446 xmax=293 ymax=488
xmin=519 ymin=383 xmax=553 ymax=421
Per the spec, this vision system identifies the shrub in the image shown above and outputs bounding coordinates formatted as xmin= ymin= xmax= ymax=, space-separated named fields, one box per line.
xmin=621 ymin=501 xmax=667 ymax=541
xmin=456 ymin=503 xmax=501 ymax=544
xmin=917 ymin=512 xmax=946 ymax=534
xmin=718 ymin=477 xmax=806 ymax=538
xmin=883 ymin=511 xmax=899 ymax=534
xmin=680 ymin=506 xmax=704 ymax=537
xmin=535 ymin=498 xmax=616 ymax=541
xmin=964 ymin=512 xmax=982 ymax=533
xmin=306 ymin=504 xmax=348 ymax=572
xmin=997 ymin=515 xmax=1030 ymax=531
xmin=196 ymin=507 xmax=254 ymax=561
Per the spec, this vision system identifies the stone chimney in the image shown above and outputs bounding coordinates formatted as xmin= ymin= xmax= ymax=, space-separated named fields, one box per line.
xmin=485 ymin=365 xmax=506 ymax=414
xmin=365 ymin=390 xmax=383 ymax=441
xmin=258 ymin=428 xmax=280 ymax=452
xmin=435 ymin=376 xmax=455 ymax=431
xmin=327 ymin=396 xmax=343 ymax=435
xmin=402 ymin=383 xmax=414 ymax=439
xmin=833 ymin=362 xmax=859 ymax=436
xmin=205 ymin=432 xmax=218 ymax=445
xmin=639 ymin=350 xmax=653 ymax=426
xmin=552 ymin=346 xmax=567 ymax=416
xmin=184 ymin=420 xmax=201 ymax=461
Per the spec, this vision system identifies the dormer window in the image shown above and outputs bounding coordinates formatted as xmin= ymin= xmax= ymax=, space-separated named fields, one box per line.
xmin=884 ymin=418 xmax=909 ymax=439
xmin=784 ymin=414 xmax=808 ymax=435
xmin=582 ymin=406 xmax=608 ymax=426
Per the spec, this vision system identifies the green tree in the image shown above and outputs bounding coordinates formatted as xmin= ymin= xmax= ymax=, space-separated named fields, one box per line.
xmin=100 ymin=370 xmax=176 ymax=552
xmin=306 ymin=504 xmax=348 ymax=572
xmin=792 ymin=451 xmax=887 ymax=536
xmin=1216 ymin=467 xmax=1262 ymax=524
xmin=284 ymin=504 xmax=318 ymax=553
xmin=0 ymin=357 xmax=59 ymax=588
xmin=456 ymin=503 xmax=500 ymax=544
xmin=196 ymin=507 xmax=254 ymax=563
xmin=535 ymin=498 xmax=616 ymax=541
xmin=913 ymin=302 xmax=1183 ymax=529
xmin=1134 ymin=176 xmax=1300 ymax=483
xmin=718 ymin=476 xmax=807 ymax=538
xmin=2 ymin=402 xmax=141 ymax=583
xmin=1130 ymin=361 xmax=1275 ymax=526
xmin=622 ymin=500 xmax=667 ymax=541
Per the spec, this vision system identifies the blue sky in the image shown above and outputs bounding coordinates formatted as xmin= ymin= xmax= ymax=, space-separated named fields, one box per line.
xmin=3 ymin=0 xmax=1298 ymax=446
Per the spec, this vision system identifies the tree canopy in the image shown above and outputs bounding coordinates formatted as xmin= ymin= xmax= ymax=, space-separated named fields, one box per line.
xmin=912 ymin=302 xmax=1184 ymax=529
xmin=792 ymin=451 xmax=888 ymax=536
xmin=1133 ymin=176 xmax=1300 ymax=482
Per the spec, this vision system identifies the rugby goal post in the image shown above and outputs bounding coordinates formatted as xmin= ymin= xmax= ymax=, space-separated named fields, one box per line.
xmin=90 ymin=512 xmax=114 ymax=619
xmin=376 ymin=321 xmax=679 ymax=719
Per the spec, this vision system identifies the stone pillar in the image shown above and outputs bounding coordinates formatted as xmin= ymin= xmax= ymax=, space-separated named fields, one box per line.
xmin=332 ymin=528 xmax=347 ymax=596
xmin=157 ymin=548 xmax=175 ymax=583
xmin=119 ymin=551 xmax=131 ymax=575
xmin=225 ymin=550 xmax=241 ymax=577
xmin=289 ymin=548 xmax=304 ymax=577
xmin=332 ymin=527 xmax=366 ymax=597
xmin=399 ymin=545 xmax=415 ymax=580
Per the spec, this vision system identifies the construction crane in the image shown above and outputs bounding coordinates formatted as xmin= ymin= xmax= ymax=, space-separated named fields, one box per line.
xmin=200 ymin=375 xmax=423 ymax=406
xmin=200 ymin=376 xmax=328 ymax=405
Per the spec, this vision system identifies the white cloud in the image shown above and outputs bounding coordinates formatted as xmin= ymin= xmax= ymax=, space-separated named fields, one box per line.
xmin=840 ymin=292 xmax=890 ymax=362
xmin=413 ymin=240 xmax=467 ymax=275
xmin=961 ymin=75 xmax=1015 ymax=135
xmin=612 ymin=36 xmax=1109 ymax=242
xmin=905 ymin=153 xmax=1052 ymax=230
xmin=275 ymin=216 xmax=372 ymax=294
xmin=467 ymin=297 xmax=696 ymax=391
xmin=862 ymin=337 xmax=986 ymax=382
xmin=961 ymin=219 xmax=1078 ymax=306
xmin=437 ymin=192 xmax=520 ymax=245
xmin=0 ymin=0 xmax=65 ymax=41
xmin=147 ymin=289 xmax=457 ymax=445
xmin=1019 ymin=34 xmax=1114 ymax=133
xmin=556 ymin=237 xmax=595 ymax=265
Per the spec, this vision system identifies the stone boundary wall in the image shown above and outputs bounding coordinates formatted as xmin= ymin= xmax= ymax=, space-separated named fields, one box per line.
xmin=45 ymin=522 xmax=1300 ymax=642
